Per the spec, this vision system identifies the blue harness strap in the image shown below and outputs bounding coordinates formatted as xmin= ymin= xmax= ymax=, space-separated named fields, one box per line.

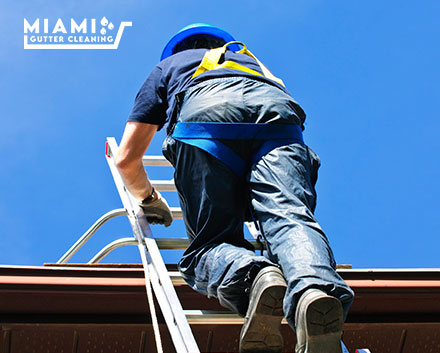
xmin=172 ymin=122 xmax=304 ymax=177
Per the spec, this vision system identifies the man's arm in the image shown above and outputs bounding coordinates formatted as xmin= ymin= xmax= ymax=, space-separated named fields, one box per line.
xmin=115 ymin=121 xmax=158 ymax=201
xmin=115 ymin=121 xmax=173 ymax=227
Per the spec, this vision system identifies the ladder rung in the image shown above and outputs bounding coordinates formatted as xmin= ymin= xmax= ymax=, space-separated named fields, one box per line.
xmin=170 ymin=207 xmax=182 ymax=219
xmin=157 ymin=238 xmax=264 ymax=251
xmin=151 ymin=180 xmax=176 ymax=191
xmin=156 ymin=238 xmax=189 ymax=250
xmin=184 ymin=310 xmax=288 ymax=325
xmin=169 ymin=271 xmax=186 ymax=285
xmin=185 ymin=310 xmax=244 ymax=324
xmin=143 ymin=156 xmax=172 ymax=167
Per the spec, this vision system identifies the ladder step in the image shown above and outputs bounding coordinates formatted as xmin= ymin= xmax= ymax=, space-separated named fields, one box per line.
xmin=183 ymin=310 xmax=288 ymax=325
xmin=142 ymin=156 xmax=172 ymax=167
xmin=156 ymin=239 xmax=189 ymax=250
xmin=170 ymin=207 xmax=182 ymax=218
xmin=151 ymin=179 xmax=176 ymax=191
xmin=156 ymin=238 xmax=264 ymax=250
xmin=184 ymin=310 xmax=244 ymax=324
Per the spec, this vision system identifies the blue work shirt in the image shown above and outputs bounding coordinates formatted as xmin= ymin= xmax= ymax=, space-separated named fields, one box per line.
xmin=127 ymin=48 xmax=305 ymax=134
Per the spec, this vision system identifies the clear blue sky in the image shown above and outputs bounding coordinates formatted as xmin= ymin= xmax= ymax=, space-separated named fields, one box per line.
xmin=1 ymin=1 xmax=439 ymax=268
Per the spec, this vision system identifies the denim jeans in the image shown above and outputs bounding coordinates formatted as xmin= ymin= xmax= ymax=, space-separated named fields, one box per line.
xmin=162 ymin=77 xmax=354 ymax=329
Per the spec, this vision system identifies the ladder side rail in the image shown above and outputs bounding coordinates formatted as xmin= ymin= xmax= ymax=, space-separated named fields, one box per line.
xmin=106 ymin=137 xmax=200 ymax=353
xmin=88 ymin=237 xmax=137 ymax=264
xmin=57 ymin=208 xmax=127 ymax=264
xmin=244 ymin=221 xmax=262 ymax=240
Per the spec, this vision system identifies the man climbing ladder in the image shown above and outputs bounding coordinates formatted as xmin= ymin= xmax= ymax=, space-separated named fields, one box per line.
xmin=115 ymin=23 xmax=354 ymax=353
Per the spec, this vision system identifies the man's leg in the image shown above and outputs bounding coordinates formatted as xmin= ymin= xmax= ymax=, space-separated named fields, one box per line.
xmin=249 ymin=143 xmax=354 ymax=350
xmin=163 ymin=137 xmax=276 ymax=315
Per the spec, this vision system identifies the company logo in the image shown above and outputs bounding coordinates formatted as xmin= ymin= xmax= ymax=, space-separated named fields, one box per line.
xmin=24 ymin=17 xmax=132 ymax=49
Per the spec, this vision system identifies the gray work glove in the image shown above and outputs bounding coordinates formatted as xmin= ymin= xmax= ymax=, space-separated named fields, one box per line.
xmin=139 ymin=188 xmax=173 ymax=227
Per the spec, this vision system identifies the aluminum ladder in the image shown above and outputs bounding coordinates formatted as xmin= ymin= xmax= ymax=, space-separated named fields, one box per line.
xmin=57 ymin=137 xmax=200 ymax=353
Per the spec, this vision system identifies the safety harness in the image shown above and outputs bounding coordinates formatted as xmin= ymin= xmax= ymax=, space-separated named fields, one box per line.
xmin=172 ymin=41 xmax=304 ymax=177
xmin=173 ymin=122 xmax=303 ymax=176
xmin=192 ymin=41 xmax=285 ymax=87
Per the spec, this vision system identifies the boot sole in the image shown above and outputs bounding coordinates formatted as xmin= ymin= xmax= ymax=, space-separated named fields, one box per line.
xmin=304 ymin=296 xmax=343 ymax=353
xmin=240 ymin=283 xmax=286 ymax=353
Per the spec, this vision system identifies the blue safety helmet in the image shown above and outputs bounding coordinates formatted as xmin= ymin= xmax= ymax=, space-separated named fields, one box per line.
xmin=160 ymin=23 xmax=240 ymax=61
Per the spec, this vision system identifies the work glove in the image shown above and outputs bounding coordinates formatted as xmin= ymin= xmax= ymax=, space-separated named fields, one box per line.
xmin=139 ymin=188 xmax=173 ymax=227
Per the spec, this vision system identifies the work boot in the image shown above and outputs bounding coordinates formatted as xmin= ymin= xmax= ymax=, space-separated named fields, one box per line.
xmin=239 ymin=266 xmax=287 ymax=353
xmin=294 ymin=288 xmax=344 ymax=353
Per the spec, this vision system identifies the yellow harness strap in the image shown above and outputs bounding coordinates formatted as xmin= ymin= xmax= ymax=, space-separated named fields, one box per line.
xmin=192 ymin=41 xmax=285 ymax=87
